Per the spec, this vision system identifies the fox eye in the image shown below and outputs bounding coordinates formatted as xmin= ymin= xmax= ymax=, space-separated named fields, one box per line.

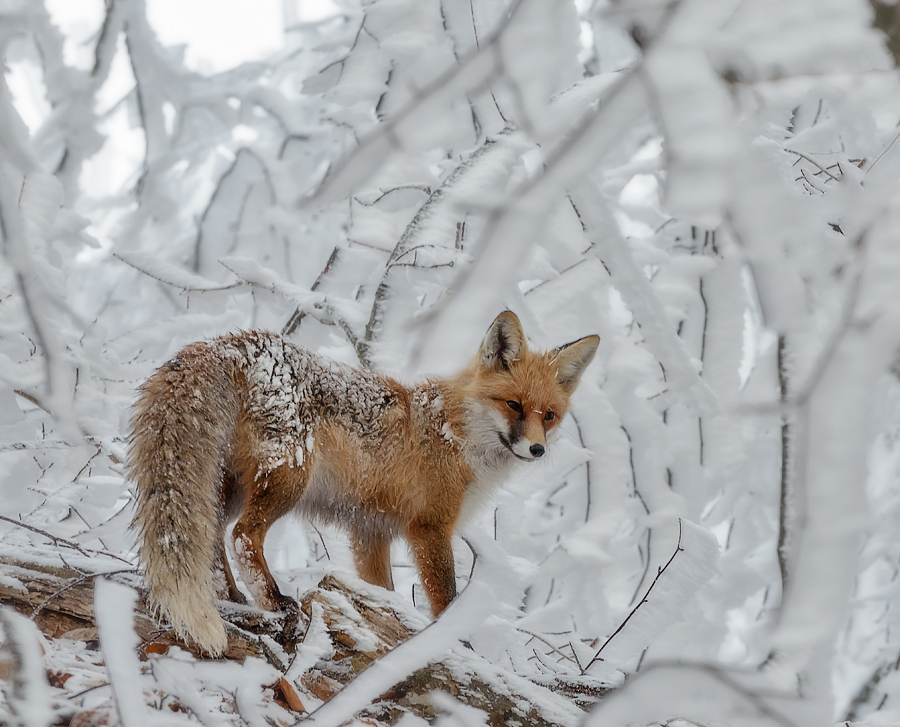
xmin=544 ymin=410 xmax=555 ymax=422
xmin=506 ymin=400 xmax=523 ymax=414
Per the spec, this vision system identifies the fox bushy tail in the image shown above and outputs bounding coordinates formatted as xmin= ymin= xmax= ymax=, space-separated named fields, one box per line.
xmin=129 ymin=350 xmax=239 ymax=655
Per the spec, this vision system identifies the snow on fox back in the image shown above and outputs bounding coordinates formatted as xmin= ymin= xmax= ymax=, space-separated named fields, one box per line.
xmin=224 ymin=331 xmax=397 ymax=475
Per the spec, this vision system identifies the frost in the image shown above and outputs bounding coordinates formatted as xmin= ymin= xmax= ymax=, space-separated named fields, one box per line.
xmin=0 ymin=608 xmax=54 ymax=727
xmin=2 ymin=0 xmax=900 ymax=725
xmin=94 ymin=580 xmax=150 ymax=727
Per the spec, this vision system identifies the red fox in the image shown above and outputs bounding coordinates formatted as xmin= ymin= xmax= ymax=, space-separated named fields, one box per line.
xmin=129 ymin=311 xmax=598 ymax=655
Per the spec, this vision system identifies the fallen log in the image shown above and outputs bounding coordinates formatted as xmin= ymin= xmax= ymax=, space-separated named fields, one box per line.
xmin=0 ymin=552 xmax=601 ymax=725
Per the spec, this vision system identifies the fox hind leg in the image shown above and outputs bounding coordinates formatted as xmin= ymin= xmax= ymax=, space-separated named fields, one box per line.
xmin=214 ymin=545 xmax=248 ymax=604
xmin=216 ymin=471 xmax=248 ymax=604
xmin=231 ymin=465 xmax=307 ymax=613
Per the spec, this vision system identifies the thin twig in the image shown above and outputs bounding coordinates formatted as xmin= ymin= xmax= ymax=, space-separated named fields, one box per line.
xmin=113 ymin=252 xmax=241 ymax=292
xmin=568 ymin=412 xmax=593 ymax=523
xmin=31 ymin=568 xmax=136 ymax=619
xmin=522 ymin=259 xmax=588 ymax=297
xmin=518 ymin=629 xmax=580 ymax=666
xmin=0 ymin=435 xmax=126 ymax=454
xmin=785 ymin=149 xmax=840 ymax=182
xmin=311 ymin=0 xmax=528 ymax=204
xmin=776 ymin=334 xmax=790 ymax=597
xmin=360 ymin=128 xmax=513 ymax=362
xmin=585 ymin=519 xmax=684 ymax=672
xmin=282 ymin=246 xmax=340 ymax=336
xmin=0 ymin=514 xmax=132 ymax=564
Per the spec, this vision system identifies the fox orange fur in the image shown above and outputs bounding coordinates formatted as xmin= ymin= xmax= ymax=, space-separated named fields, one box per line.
xmin=129 ymin=311 xmax=599 ymax=655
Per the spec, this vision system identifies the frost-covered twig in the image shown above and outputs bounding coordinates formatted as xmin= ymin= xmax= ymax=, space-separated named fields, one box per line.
xmin=619 ymin=424 xmax=653 ymax=608
xmin=353 ymin=184 xmax=432 ymax=207
xmin=571 ymin=176 xmax=716 ymax=412
xmin=467 ymin=0 xmax=509 ymax=123
xmin=0 ymin=435 xmax=125 ymax=454
xmin=113 ymin=252 xmax=242 ymax=292
xmin=0 ymin=514 xmax=131 ymax=564
xmin=522 ymin=259 xmax=588 ymax=297
xmin=585 ymin=519 xmax=683 ymax=672
xmin=219 ymin=258 xmax=366 ymax=362
xmin=785 ymin=149 xmax=840 ymax=182
xmin=360 ymin=128 xmax=513 ymax=362
xmin=31 ymin=568 xmax=135 ymax=619
xmin=311 ymin=0 xmax=528 ymax=202
xmin=0 ymin=608 xmax=55 ymax=726
xmin=844 ymin=647 xmax=900 ymax=722
xmin=776 ymin=334 xmax=791 ymax=597
xmin=588 ymin=659 xmax=800 ymax=727
xmin=568 ymin=413 xmax=593 ymax=523
xmin=192 ymin=148 xmax=274 ymax=272
xmin=283 ymin=246 xmax=340 ymax=336
xmin=0 ymin=180 xmax=56 ymax=411
xmin=518 ymin=628 xmax=581 ymax=667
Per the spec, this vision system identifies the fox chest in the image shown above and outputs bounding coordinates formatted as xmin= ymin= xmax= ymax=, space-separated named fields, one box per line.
xmin=458 ymin=457 xmax=515 ymax=528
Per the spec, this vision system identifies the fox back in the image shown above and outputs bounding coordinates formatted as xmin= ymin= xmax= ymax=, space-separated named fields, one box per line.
xmin=129 ymin=311 xmax=598 ymax=655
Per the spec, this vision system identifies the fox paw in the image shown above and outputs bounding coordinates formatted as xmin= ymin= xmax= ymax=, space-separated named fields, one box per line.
xmin=271 ymin=593 xmax=300 ymax=614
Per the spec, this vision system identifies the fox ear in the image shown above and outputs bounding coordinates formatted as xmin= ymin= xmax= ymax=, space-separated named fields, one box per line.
xmin=480 ymin=311 xmax=526 ymax=370
xmin=554 ymin=335 xmax=600 ymax=393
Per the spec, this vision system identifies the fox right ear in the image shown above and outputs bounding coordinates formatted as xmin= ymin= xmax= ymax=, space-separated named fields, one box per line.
xmin=480 ymin=311 xmax=526 ymax=370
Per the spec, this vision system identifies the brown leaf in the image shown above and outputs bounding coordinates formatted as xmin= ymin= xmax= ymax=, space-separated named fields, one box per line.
xmin=142 ymin=642 xmax=169 ymax=656
xmin=47 ymin=670 xmax=72 ymax=688
xmin=275 ymin=675 xmax=306 ymax=713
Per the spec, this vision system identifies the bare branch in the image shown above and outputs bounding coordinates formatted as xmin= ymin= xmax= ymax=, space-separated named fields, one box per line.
xmin=585 ymin=519 xmax=683 ymax=672
xmin=113 ymin=252 xmax=242 ymax=292
xmin=776 ymin=334 xmax=791 ymax=598
xmin=219 ymin=259 xmax=367 ymax=364
xmin=283 ymin=246 xmax=341 ymax=336
xmin=360 ymin=128 xmax=513 ymax=362
xmin=310 ymin=0 xmax=529 ymax=203
xmin=568 ymin=413 xmax=593 ymax=524
xmin=0 ymin=514 xmax=132 ymax=564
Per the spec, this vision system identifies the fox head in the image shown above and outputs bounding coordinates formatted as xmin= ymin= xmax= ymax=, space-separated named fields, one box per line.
xmin=461 ymin=311 xmax=599 ymax=463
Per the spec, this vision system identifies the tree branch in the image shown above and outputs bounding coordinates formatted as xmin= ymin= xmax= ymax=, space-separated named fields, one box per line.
xmin=585 ymin=519 xmax=683 ymax=672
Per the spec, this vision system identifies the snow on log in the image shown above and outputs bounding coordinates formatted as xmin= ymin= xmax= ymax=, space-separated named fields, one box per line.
xmin=0 ymin=553 xmax=593 ymax=725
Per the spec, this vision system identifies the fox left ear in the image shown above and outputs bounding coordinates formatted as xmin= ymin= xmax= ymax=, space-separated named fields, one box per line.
xmin=480 ymin=311 xmax=526 ymax=370
xmin=553 ymin=335 xmax=600 ymax=393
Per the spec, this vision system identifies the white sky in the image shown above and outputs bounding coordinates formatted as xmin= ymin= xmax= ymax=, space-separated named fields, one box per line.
xmin=5 ymin=1 xmax=337 ymax=199
xmin=145 ymin=0 xmax=285 ymax=73
xmin=42 ymin=0 xmax=337 ymax=74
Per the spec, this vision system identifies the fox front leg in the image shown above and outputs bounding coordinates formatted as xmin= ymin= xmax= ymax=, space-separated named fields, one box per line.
xmin=406 ymin=520 xmax=457 ymax=615
xmin=350 ymin=531 xmax=395 ymax=592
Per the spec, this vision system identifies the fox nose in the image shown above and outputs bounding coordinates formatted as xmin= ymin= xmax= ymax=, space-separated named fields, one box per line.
xmin=529 ymin=443 xmax=545 ymax=458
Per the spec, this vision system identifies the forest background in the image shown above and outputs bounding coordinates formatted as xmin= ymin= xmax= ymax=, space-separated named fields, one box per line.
xmin=2 ymin=0 xmax=900 ymax=725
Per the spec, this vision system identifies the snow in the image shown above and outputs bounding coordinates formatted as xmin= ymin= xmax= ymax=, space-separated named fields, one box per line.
xmin=0 ymin=608 xmax=55 ymax=727
xmin=94 ymin=580 xmax=150 ymax=727
xmin=3 ymin=0 xmax=900 ymax=724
